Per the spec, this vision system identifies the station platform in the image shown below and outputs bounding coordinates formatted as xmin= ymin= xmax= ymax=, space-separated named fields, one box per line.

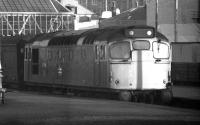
xmin=172 ymin=85 xmax=200 ymax=100
xmin=171 ymin=85 xmax=200 ymax=110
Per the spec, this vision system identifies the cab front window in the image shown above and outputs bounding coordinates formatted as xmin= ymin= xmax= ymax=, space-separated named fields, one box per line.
xmin=132 ymin=40 xmax=150 ymax=50
xmin=110 ymin=41 xmax=131 ymax=60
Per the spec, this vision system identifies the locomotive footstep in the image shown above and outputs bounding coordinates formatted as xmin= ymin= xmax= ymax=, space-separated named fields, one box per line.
xmin=160 ymin=89 xmax=173 ymax=105
xmin=119 ymin=91 xmax=132 ymax=101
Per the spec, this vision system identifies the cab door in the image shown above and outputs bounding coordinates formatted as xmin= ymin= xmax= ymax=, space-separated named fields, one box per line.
xmin=24 ymin=44 xmax=32 ymax=81
xmin=94 ymin=44 xmax=109 ymax=87
xmin=152 ymin=41 xmax=171 ymax=85
xmin=140 ymin=41 xmax=171 ymax=89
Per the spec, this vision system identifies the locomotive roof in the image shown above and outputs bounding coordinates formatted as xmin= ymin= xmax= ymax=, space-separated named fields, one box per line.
xmin=47 ymin=27 xmax=126 ymax=46
xmin=30 ymin=25 xmax=169 ymax=47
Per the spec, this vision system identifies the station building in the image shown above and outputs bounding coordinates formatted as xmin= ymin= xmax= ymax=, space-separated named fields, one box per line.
xmin=59 ymin=0 xmax=200 ymax=43
xmin=66 ymin=0 xmax=145 ymax=16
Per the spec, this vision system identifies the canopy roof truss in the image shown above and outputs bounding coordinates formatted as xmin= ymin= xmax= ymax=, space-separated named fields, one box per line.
xmin=0 ymin=12 xmax=75 ymax=36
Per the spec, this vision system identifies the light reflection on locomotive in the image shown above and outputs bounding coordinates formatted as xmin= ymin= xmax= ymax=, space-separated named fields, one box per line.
xmin=24 ymin=26 xmax=173 ymax=104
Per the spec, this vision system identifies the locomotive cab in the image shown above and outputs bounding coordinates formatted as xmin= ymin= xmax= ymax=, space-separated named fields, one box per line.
xmin=108 ymin=27 xmax=172 ymax=103
xmin=109 ymin=39 xmax=171 ymax=88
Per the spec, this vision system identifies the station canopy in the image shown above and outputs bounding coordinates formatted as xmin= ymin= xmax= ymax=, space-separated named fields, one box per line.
xmin=0 ymin=0 xmax=70 ymax=12
xmin=0 ymin=0 xmax=74 ymax=36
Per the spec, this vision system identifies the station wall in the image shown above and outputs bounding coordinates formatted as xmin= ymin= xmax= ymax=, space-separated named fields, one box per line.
xmin=172 ymin=43 xmax=200 ymax=86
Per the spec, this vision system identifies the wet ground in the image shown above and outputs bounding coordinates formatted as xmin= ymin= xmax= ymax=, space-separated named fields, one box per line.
xmin=171 ymin=86 xmax=200 ymax=109
xmin=0 ymin=89 xmax=200 ymax=125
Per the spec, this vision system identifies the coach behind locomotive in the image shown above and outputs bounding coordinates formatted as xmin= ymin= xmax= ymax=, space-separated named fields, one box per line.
xmin=24 ymin=25 xmax=173 ymax=104
xmin=0 ymin=61 xmax=6 ymax=104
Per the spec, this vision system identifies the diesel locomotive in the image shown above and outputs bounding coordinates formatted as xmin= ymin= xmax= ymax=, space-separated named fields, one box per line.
xmin=22 ymin=25 xmax=173 ymax=103
xmin=1 ymin=25 xmax=173 ymax=103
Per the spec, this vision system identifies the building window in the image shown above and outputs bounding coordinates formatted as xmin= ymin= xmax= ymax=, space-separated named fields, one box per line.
xmin=112 ymin=1 xmax=116 ymax=8
xmin=79 ymin=0 xmax=86 ymax=5
xmin=128 ymin=0 xmax=133 ymax=9
xmin=136 ymin=0 xmax=145 ymax=7
xmin=92 ymin=0 xmax=97 ymax=5
xmin=197 ymin=1 xmax=200 ymax=23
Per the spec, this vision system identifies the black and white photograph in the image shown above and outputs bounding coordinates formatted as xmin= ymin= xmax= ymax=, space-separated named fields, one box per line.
xmin=0 ymin=0 xmax=200 ymax=125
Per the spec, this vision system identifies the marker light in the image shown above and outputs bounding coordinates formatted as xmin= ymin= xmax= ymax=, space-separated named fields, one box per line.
xmin=147 ymin=30 xmax=152 ymax=36
xmin=125 ymin=27 xmax=155 ymax=38
xmin=129 ymin=31 xmax=134 ymax=36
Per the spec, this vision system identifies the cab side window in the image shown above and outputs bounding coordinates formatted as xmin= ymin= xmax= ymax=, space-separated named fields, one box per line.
xmin=100 ymin=45 xmax=106 ymax=60
xmin=32 ymin=49 xmax=39 ymax=74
